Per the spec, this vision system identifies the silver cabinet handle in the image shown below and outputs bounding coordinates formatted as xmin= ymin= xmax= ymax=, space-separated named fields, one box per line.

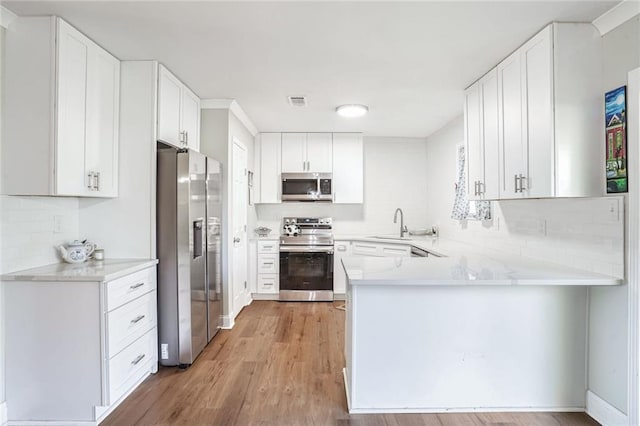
xmin=514 ymin=174 xmax=520 ymax=193
xmin=130 ymin=315 xmax=145 ymax=324
xmin=262 ymin=262 xmax=274 ymax=265
xmin=185 ymin=131 xmax=189 ymax=145
xmin=130 ymin=282 xmax=145 ymax=290
xmin=478 ymin=181 xmax=484 ymax=196
xmin=87 ymin=172 xmax=94 ymax=190
xmin=179 ymin=131 xmax=186 ymax=146
xmin=519 ymin=174 xmax=527 ymax=191
xmin=473 ymin=181 xmax=478 ymax=196
xmin=94 ymin=172 xmax=100 ymax=191
xmin=131 ymin=354 xmax=146 ymax=365
xmin=306 ymin=161 xmax=310 ymax=171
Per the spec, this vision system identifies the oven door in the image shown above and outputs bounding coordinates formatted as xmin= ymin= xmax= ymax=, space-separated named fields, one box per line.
xmin=279 ymin=246 xmax=334 ymax=301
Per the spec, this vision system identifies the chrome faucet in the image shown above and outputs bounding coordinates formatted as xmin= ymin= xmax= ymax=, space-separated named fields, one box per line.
xmin=393 ymin=208 xmax=408 ymax=238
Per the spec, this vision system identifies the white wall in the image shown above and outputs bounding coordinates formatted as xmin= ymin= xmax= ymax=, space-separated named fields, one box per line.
xmin=200 ymin=108 xmax=257 ymax=323
xmin=589 ymin=15 xmax=640 ymax=415
xmin=256 ymin=137 xmax=430 ymax=236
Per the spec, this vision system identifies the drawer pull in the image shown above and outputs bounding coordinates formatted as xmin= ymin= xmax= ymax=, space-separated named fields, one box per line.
xmin=262 ymin=262 xmax=274 ymax=265
xmin=129 ymin=282 xmax=145 ymax=290
xmin=131 ymin=354 xmax=146 ymax=366
xmin=263 ymin=282 xmax=273 ymax=286
xmin=130 ymin=315 xmax=146 ymax=324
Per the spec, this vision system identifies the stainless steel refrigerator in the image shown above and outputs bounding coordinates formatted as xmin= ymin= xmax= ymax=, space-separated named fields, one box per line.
xmin=157 ymin=144 xmax=222 ymax=367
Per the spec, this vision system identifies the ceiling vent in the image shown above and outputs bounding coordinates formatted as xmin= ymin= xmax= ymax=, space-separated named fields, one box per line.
xmin=288 ymin=96 xmax=307 ymax=107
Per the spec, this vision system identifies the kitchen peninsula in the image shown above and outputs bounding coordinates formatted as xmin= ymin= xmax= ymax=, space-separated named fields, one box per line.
xmin=342 ymin=238 xmax=622 ymax=414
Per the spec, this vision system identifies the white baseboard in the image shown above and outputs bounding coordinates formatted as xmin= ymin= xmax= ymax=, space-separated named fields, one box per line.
xmin=250 ymin=293 xmax=279 ymax=301
xmin=8 ymin=422 xmax=95 ymax=426
xmin=1 ymin=401 xmax=7 ymax=426
xmin=334 ymin=293 xmax=346 ymax=301
xmin=586 ymin=390 xmax=628 ymax=426
xmin=220 ymin=314 xmax=235 ymax=329
xmin=347 ymin=406 xmax=585 ymax=415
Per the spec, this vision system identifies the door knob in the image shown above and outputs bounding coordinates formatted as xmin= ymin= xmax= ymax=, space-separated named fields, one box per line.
xmin=233 ymin=237 xmax=241 ymax=243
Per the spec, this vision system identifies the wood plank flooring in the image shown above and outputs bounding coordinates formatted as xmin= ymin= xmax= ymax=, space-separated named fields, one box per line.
xmin=103 ymin=301 xmax=600 ymax=426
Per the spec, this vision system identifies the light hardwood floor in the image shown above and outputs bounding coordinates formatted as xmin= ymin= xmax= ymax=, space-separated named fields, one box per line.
xmin=103 ymin=301 xmax=600 ymax=426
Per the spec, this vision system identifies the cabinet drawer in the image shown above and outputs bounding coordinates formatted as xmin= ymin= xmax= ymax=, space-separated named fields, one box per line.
xmin=257 ymin=274 xmax=278 ymax=294
xmin=107 ymin=291 xmax=157 ymax=359
xmin=257 ymin=240 xmax=278 ymax=254
xmin=352 ymin=243 xmax=379 ymax=257
xmin=381 ymin=245 xmax=410 ymax=257
xmin=258 ymin=254 xmax=278 ymax=274
xmin=109 ymin=328 xmax=156 ymax=405
xmin=107 ymin=267 xmax=156 ymax=312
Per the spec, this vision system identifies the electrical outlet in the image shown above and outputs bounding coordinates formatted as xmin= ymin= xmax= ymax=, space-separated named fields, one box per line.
xmin=161 ymin=343 xmax=169 ymax=360
xmin=608 ymin=199 xmax=620 ymax=222
xmin=53 ymin=215 xmax=63 ymax=233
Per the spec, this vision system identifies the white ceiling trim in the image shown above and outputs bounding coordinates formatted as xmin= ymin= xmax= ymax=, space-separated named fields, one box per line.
xmin=202 ymin=98 xmax=258 ymax=137
xmin=1 ymin=5 xmax=17 ymax=29
xmin=592 ymin=0 xmax=640 ymax=35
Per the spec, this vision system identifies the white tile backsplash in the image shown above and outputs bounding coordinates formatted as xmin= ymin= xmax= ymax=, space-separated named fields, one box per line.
xmin=0 ymin=196 xmax=80 ymax=273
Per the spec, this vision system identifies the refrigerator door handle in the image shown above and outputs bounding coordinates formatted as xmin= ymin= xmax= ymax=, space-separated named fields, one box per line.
xmin=193 ymin=219 xmax=204 ymax=259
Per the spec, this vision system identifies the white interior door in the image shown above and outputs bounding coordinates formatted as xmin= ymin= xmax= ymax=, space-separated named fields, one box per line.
xmin=232 ymin=140 xmax=248 ymax=317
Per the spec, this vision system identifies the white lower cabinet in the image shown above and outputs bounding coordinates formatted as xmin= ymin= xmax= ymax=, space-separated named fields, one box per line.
xmin=5 ymin=264 xmax=158 ymax=424
xmin=253 ymin=239 xmax=280 ymax=297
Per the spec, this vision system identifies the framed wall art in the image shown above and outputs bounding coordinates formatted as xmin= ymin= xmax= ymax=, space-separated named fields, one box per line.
xmin=605 ymin=86 xmax=628 ymax=193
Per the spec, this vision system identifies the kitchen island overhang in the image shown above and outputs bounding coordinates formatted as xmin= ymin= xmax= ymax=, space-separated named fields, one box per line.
xmin=342 ymin=253 xmax=623 ymax=414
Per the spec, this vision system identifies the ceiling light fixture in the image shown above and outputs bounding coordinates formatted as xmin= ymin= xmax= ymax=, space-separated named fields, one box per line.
xmin=336 ymin=104 xmax=368 ymax=118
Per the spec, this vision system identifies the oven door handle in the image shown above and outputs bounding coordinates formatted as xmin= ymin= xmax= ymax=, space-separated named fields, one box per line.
xmin=280 ymin=246 xmax=334 ymax=254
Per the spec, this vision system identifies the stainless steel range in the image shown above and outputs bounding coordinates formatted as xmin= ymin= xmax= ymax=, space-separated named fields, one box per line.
xmin=279 ymin=217 xmax=334 ymax=301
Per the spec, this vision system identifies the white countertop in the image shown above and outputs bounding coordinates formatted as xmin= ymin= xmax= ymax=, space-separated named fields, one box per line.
xmin=339 ymin=236 xmax=623 ymax=286
xmin=1 ymin=259 xmax=158 ymax=282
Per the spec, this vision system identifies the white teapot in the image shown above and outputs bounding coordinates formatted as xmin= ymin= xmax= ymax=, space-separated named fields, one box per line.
xmin=58 ymin=240 xmax=96 ymax=264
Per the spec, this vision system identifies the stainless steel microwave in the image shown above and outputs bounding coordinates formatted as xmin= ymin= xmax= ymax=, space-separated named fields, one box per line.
xmin=281 ymin=173 xmax=333 ymax=202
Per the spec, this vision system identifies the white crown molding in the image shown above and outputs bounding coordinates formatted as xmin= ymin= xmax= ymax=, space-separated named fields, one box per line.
xmin=201 ymin=98 xmax=259 ymax=137
xmin=201 ymin=98 xmax=234 ymax=109
xmin=1 ymin=5 xmax=17 ymax=29
xmin=592 ymin=0 xmax=640 ymax=36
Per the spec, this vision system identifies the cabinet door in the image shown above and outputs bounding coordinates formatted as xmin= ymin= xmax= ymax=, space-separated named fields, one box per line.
xmin=481 ymin=69 xmax=500 ymax=200
xmin=84 ymin=46 xmax=120 ymax=197
xmin=306 ymin=133 xmax=333 ymax=172
xmin=181 ymin=86 xmax=200 ymax=152
xmin=464 ymin=82 xmax=483 ymax=201
xmin=281 ymin=133 xmax=306 ymax=172
xmin=498 ymin=51 xmax=526 ymax=199
xmin=157 ymin=66 xmax=182 ymax=148
xmin=259 ymin=133 xmax=282 ymax=203
xmin=56 ymin=20 xmax=89 ymax=196
xmin=522 ymin=26 xmax=554 ymax=198
xmin=332 ymin=133 xmax=364 ymax=204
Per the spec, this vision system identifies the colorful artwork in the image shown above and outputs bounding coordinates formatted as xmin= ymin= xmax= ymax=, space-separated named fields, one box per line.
xmin=606 ymin=86 xmax=627 ymax=193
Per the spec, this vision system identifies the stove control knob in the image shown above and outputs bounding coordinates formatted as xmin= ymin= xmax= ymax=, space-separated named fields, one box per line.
xmin=291 ymin=219 xmax=297 ymax=224
xmin=285 ymin=219 xmax=290 ymax=224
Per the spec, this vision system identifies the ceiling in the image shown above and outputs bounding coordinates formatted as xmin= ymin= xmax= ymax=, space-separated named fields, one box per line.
xmin=4 ymin=1 xmax=619 ymax=138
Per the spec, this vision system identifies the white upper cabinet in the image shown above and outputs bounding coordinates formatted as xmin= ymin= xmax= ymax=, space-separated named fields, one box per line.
xmin=255 ymin=132 xmax=363 ymax=204
xmin=2 ymin=17 xmax=120 ymax=197
xmin=466 ymin=69 xmax=500 ymax=201
xmin=157 ymin=65 xmax=201 ymax=151
xmin=181 ymin=87 xmax=201 ymax=152
xmin=465 ymin=23 xmax=602 ymax=200
xmin=332 ymin=133 xmax=364 ymax=204
xmin=281 ymin=133 xmax=332 ymax=173
xmin=305 ymin=133 xmax=333 ymax=172
xmin=281 ymin=133 xmax=307 ymax=173
xmin=256 ymin=133 xmax=282 ymax=203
